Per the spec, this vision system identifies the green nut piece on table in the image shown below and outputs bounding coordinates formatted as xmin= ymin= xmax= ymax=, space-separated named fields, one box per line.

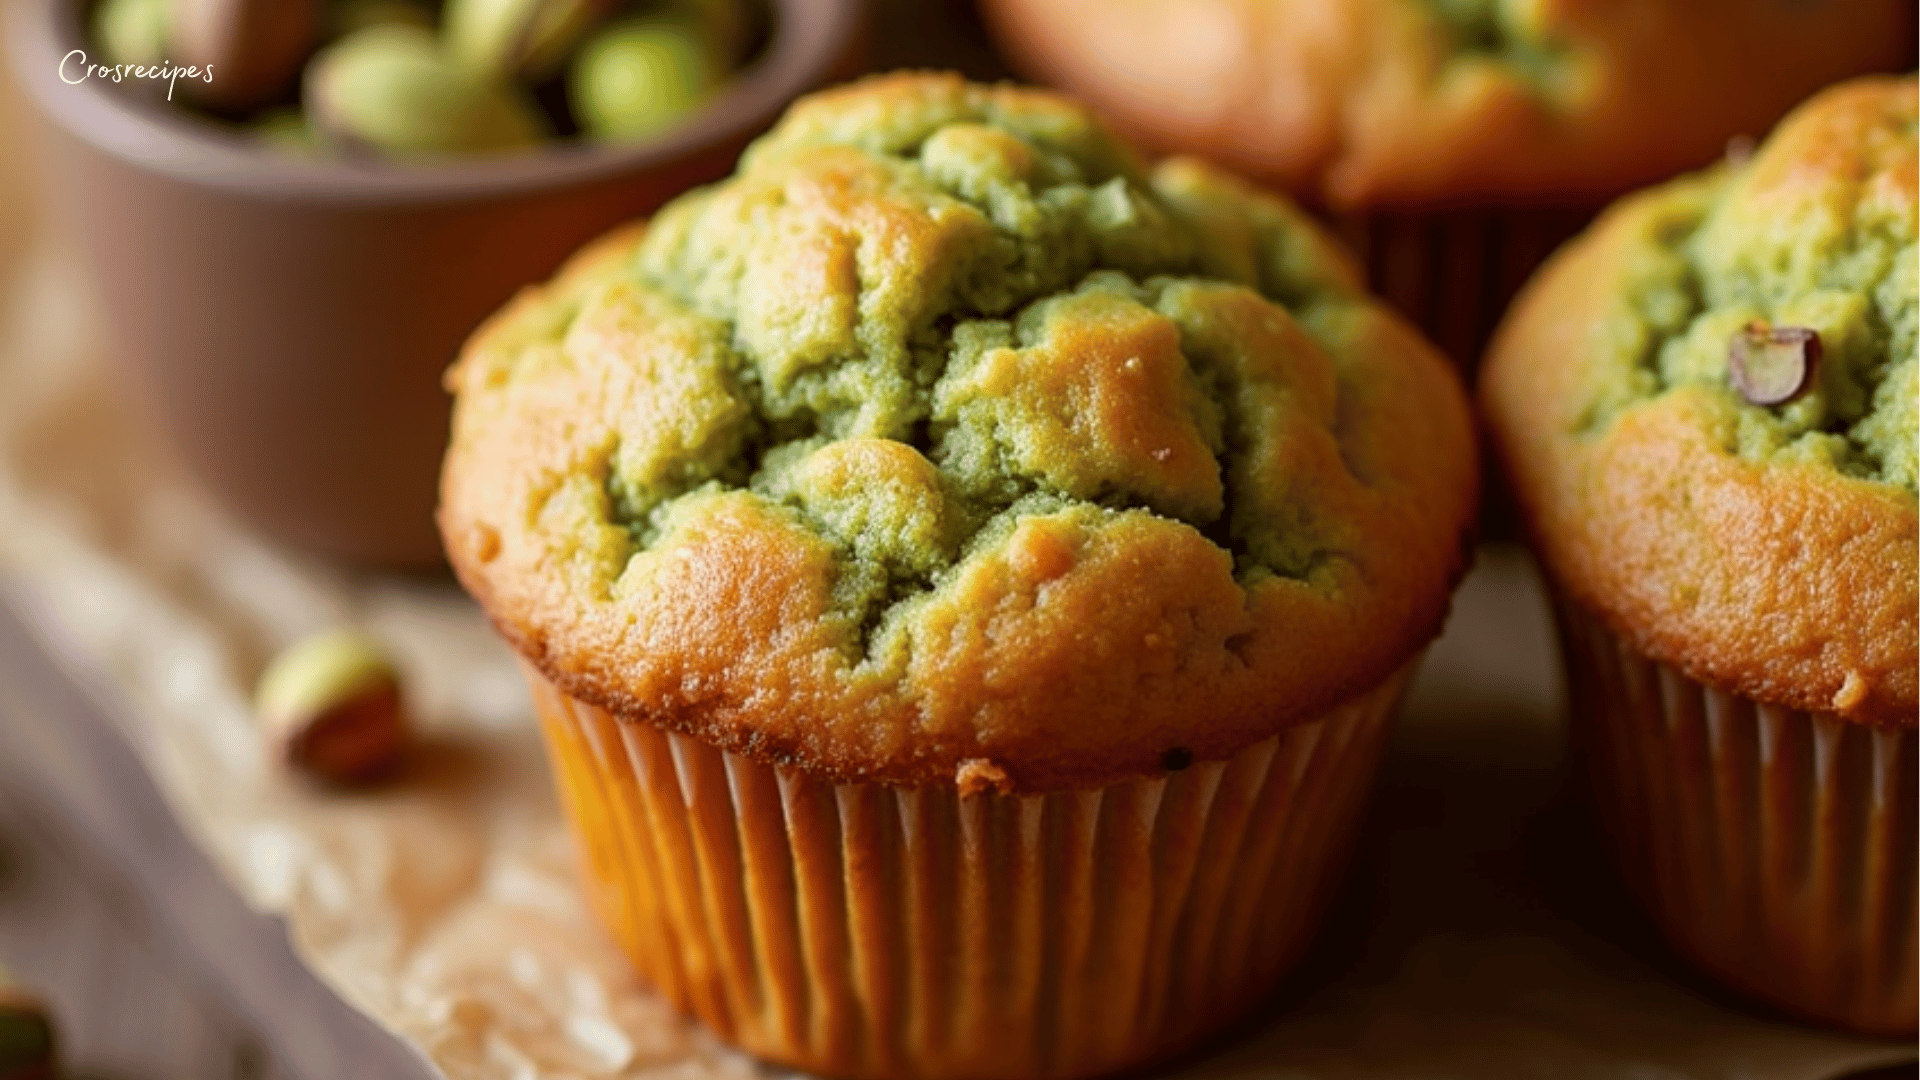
xmin=171 ymin=0 xmax=322 ymax=112
xmin=570 ymin=17 xmax=716 ymax=141
xmin=444 ymin=0 xmax=619 ymax=82
xmin=306 ymin=24 xmax=546 ymax=157
xmin=255 ymin=628 xmax=409 ymax=785
xmin=92 ymin=0 xmax=172 ymax=69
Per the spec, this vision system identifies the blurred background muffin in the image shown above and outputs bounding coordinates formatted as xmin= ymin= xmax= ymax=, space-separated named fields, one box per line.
xmin=1481 ymin=74 xmax=1916 ymax=1036
xmin=980 ymin=0 xmax=1917 ymax=368
xmin=440 ymin=71 xmax=1478 ymax=1080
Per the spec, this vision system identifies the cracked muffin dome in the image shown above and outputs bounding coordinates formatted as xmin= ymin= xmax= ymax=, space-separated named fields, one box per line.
xmin=981 ymin=0 xmax=1916 ymax=207
xmin=439 ymin=73 xmax=1478 ymax=791
xmin=1483 ymin=75 xmax=1918 ymax=725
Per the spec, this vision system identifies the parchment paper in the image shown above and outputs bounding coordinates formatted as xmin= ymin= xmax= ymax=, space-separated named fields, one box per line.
xmin=0 ymin=248 xmax=1912 ymax=1080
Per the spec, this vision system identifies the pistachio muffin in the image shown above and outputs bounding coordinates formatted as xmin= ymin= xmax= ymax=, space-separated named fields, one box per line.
xmin=442 ymin=72 xmax=1477 ymax=1078
xmin=1483 ymin=75 xmax=1917 ymax=1035
xmin=982 ymin=0 xmax=1914 ymax=207
xmin=981 ymin=0 xmax=1915 ymax=369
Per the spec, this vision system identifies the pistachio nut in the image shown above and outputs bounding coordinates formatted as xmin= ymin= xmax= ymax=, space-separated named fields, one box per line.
xmin=444 ymin=0 xmax=619 ymax=82
xmin=665 ymin=0 xmax=758 ymax=68
xmin=306 ymin=25 xmax=546 ymax=157
xmin=170 ymin=0 xmax=321 ymax=112
xmin=252 ymin=106 xmax=316 ymax=153
xmin=570 ymin=17 xmax=715 ymax=142
xmin=1728 ymin=322 xmax=1821 ymax=406
xmin=93 ymin=0 xmax=172 ymax=69
xmin=326 ymin=0 xmax=435 ymax=39
xmin=255 ymin=628 xmax=409 ymax=784
xmin=0 ymin=978 xmax=54 ymax=1080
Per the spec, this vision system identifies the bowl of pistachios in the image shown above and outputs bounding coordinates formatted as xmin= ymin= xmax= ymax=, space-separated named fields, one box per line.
xmin=6 ymin=0 xmax=861 ymax=567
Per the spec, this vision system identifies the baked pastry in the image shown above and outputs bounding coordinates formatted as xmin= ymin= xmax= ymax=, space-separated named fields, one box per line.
xmin=981 ymin=0 xmax=1916 ymax=370
xmin=1483 ymin=75 xmax=1917 ymax=1035
xmin=981 ymin=0 xmax=1915 ymax=207
xmin=441 ymin=72 xmax=1477 ymax=1078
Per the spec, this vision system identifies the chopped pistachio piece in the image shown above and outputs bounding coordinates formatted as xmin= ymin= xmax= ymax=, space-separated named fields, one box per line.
xmin=1729 ymin=322 xmax=1821 ymax=406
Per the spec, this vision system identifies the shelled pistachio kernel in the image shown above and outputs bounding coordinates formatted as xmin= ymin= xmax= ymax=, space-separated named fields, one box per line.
xmin=255 ymin=629 xmax=408 ymax=784
xmin=0 ymin=979 xmax=54 ymax=1080
xmin=570 ymin=17 xmax=715 ymax=141
xmin=93 ymin=0 xmax=172 ymax=68
xmin=1728 ymin=322 xmax=1821 ymax=406
xmin=445 ymin=0 xmax=615 ymax=81
xmin=305 ymin=24 xmax=546 ymax=157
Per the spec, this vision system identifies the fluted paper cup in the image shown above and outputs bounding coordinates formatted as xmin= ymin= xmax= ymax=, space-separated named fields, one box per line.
xmin=1555 ymin=597 xmax=1917 ymax=1036
xmin=1328 ymin=206 xmax=1594 ymax=374
xmin=526 ymin=661 xmax=1417 ymax=1080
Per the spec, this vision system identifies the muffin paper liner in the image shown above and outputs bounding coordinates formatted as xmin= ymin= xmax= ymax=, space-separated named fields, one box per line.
xmin=1554 ymin=597 xmax=1917 ymax=1036
xmin=525 ymin=662 xmax=1415 ymax=1080
xmin=1328 ymin=206 xmax=1594 ymax=373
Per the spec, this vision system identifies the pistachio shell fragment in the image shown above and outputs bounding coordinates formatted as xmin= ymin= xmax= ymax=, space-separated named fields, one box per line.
xmin=570 ymin=17 xmax=715 ymax=141
xmin=1728 ymin=322 xmax=1821 ymax=406
xmin=306 ymin=24 xmax=546 ymax=157
xmin=170 ymin=0 xmax=321 ymax=112
xmin=93 ymin=0 xmax=172 ymax=69
xmin=444 ymin=0 xmax=618 ymax=81
xmin=255 ymin=629 xmax=409 ymax=784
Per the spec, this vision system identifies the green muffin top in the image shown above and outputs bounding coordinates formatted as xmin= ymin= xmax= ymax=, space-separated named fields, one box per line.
xmin=440 ymin=73 xmax=1477 ymax=790
xmin=1482 ymin=75 xmax=1916 ymax=726
xmin=460 ymin=74 xmax=1376 ymax=600
xmin=1577 ymin=79 xmax=1917 ymax=492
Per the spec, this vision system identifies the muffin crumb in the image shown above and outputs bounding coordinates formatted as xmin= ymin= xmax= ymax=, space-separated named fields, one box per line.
xmin=472 ymin=521 xmax=501 ymax=562
xmin=1833 ymin=670 xmax=1870 ymax=712
xmin=955 ymin=757 xmax=1011 ymax=796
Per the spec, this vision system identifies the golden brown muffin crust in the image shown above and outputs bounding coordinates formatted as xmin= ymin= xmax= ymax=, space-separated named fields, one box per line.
xmin=1484 ymin=77 xmax=1918 ymax=726
xmin=442 ymin=74 xmax=1478 ymax=790
xmin=981 ymin=0 xmax=1916 ymax=208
